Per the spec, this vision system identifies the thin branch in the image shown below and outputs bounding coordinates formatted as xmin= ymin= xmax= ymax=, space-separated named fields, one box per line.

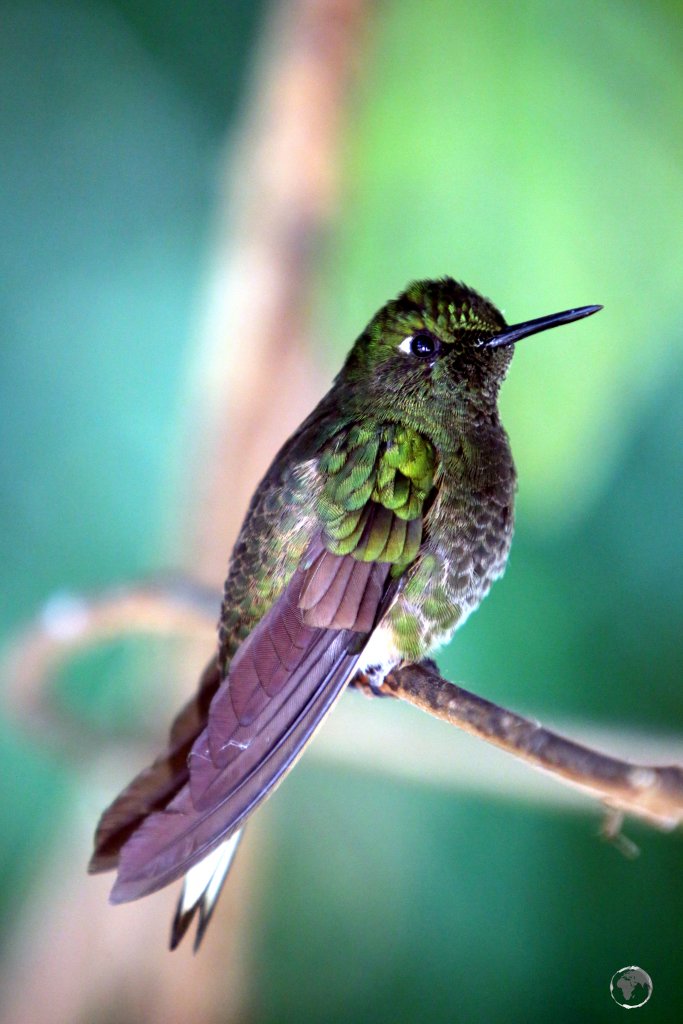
xmin=4 ymin=581 xmax=683 ymax=831
xmin=383 ymin=662 xmax=683 ymax=830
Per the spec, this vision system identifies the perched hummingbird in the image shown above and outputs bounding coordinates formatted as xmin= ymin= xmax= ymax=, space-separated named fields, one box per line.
xmin=89 ymin=277 xmax=600 ymax=949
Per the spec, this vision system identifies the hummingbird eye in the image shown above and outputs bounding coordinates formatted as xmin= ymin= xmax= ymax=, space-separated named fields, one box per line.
xmin=398 ymin=333 xmax=440 ymax=359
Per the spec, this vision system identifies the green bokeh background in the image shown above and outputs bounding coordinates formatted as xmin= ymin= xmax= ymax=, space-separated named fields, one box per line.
xmin=1 ymin=1 xmax=682 ymax=1021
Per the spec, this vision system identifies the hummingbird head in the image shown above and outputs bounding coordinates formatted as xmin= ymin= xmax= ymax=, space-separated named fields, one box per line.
xmin=340 ymin=277 xmax=601 ymax=417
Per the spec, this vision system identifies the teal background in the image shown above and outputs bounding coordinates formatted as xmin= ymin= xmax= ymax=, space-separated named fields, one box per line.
xmin=1 ymin=1 xmax=682 ymax=1021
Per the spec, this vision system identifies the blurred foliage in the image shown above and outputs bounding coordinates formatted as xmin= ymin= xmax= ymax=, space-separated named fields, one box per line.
xmin=1 ymin=0 xmax=682 ymax=1022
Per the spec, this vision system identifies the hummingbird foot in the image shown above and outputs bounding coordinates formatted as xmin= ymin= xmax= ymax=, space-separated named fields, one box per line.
xmin=348 ymin=669 xmax=395 ymax=699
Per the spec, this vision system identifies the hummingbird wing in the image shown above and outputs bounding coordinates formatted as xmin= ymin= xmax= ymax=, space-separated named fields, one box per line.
xmin=99 ymin=423 xmax=437 ymax=907
xmin=108 ymin=553 xmax=389 ymax=903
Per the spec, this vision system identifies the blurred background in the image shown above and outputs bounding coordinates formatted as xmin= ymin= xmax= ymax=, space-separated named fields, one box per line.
xmin=1 ymin=0 xmax=682 ymax=1021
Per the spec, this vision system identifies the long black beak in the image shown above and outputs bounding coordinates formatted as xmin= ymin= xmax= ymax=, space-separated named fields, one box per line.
xmin=485 ymin=304 xmax=602 ymax=349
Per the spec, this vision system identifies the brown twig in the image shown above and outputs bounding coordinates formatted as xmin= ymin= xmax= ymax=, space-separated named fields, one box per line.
xmin=383 ymin=662 xmax=683 ymax=830
xmin=4 ymin=581 xmax=683 ymax=831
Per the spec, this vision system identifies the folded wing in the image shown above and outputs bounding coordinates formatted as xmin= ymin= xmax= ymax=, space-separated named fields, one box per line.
xmin=110 ymin=548 xmax=389 ymax=902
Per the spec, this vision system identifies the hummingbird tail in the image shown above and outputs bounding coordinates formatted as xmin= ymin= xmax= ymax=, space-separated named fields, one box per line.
xmin=170 ymin=829 xmax=244 ymax=952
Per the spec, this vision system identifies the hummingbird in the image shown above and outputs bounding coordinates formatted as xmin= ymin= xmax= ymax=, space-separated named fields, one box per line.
xmin=89 ymin=277 xmax=601 ymax=950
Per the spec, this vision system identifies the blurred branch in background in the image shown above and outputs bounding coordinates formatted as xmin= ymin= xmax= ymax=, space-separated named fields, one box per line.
xmin=0 ymin=1 xmax=370 ymax=1022
xmin=2 ymin=582 xmax=217 ymax=751
xmin=5 ymin=580 xmax=683 ymax=833
xmin=178 ymin=0 xmax=369 ymax=582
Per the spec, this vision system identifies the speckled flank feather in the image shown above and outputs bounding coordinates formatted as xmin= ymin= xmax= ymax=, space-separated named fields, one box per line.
xmin=91 ymin=276 xmax=534 ymax=948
